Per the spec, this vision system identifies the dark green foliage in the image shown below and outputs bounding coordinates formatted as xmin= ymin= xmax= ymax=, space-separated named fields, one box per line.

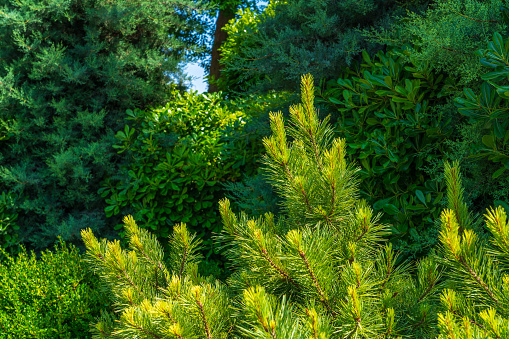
xmin=218 ymin=90 xmax=299 ymax=217
xmin=363 ymin=0 xmax=509 ymax=87
xmin=0 ymin=0 xmax=208 ymax=252
xmin=0 ymin=240 xmax=113 ymax=339
xmin=217 ymin=0 xmax=432 ymax=93
xmin=211 ymin=4 xmax=276 ymax=94
xmin=221 ymin=172 xmax=282 ymax=217
xmin=453 ymin=32 xmax=509 ymax=210
xmin=101 ymin=90 xmax=292 ymax=278
xmin=0 ymin=192 xmax=19 ymax=260
xmin=316 ymin=47 xmax=457 ymax=258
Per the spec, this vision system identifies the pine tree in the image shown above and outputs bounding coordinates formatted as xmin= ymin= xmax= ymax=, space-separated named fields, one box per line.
xmin=436 ymin=161 xmax=509 ymax=338
xmin=82 ymin=74 xmax=441 ymax=338
xmin=216 ymin=74 xmax=440 ymax=338
xmin=82 ymin=216 xmax=232 ymax=338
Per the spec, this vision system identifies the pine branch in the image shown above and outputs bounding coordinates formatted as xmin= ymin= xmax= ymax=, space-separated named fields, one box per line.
xmin=297 ymin=247 xmax=336 ymax=315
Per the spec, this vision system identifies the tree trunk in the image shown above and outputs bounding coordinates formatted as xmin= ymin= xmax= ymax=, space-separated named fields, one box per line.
xmin=208 ymin=7 xmax=236 ymax=93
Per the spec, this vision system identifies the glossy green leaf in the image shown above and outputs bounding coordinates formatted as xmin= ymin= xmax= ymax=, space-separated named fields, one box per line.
xmin=383 ymin=204 xmax=400 ymax=215
xmin=415 ymin=190 xmax=426 ymax=205
xmin=492 ymin=166 xmax=506 ymax=179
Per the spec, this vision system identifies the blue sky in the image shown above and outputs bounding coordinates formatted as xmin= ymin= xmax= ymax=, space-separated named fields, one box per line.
xmin=184 ymin=0 xmax=269 ymax=93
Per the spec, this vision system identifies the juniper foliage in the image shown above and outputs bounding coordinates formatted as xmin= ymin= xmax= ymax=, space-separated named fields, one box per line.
xmin=363 ymin=0 xmax=509 ymax=88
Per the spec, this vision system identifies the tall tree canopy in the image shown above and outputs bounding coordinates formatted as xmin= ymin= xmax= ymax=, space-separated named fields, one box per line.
xmin=216 ymin=0 xmax=435 ymax=93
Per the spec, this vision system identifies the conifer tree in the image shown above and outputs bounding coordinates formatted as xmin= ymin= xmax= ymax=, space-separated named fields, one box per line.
xmin=82 ymin=74 xmax=441 ymax=338
xmin=436 ymin=161 xmax=509 ymax=338
xmin=216 ymin=74 xmax=440 ymax=338
xmin=82 ymin=216 xmax=232 ymax=338
xmin=216 ymin=0 xmax=433 ymax=93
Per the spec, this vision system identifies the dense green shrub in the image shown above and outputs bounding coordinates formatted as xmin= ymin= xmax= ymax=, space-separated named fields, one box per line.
xmin=0 ymin=240 xmax=112 ymax=338
xmin=101 ymin=89 xmax=293 ymax=277
xmin=0 ymin=0 xmax=208 ymax=253
xmin=453 ymin=32 xmax=509 ymax=213
xmin=316 ymin=46 xmax=458 ymax=258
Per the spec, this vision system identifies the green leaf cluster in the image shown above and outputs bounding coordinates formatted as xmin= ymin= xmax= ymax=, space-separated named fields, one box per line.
xmin=0 ymin=240 xmax=112 ymax=338
xmin=454 ymin=32 xmax=509 ymax=187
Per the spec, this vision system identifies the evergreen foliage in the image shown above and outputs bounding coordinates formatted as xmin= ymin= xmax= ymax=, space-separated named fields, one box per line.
xmin=211 ymin=2 xmax=280 ymax=94
xmin=0 ymin=240 xmax=112 ymax=338
xmin=217 ymin=0 xmax=432 ymax=93
xmin=216 ymin=74 xmax=439 ymax=338
xmin=81 ymin=215 xmax=233 ymax=338
xmin=0 ymin=191 xmax=19 ymax=259
xmin=0 ymin=0 xmax=208 ymax=252
xmin=436 ymin=161 xmax=509 ymax=338
xmin=363 ymin=0 xmax=509 ymax=88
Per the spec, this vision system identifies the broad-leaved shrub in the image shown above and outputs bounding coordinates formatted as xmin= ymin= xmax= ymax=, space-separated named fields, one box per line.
xmin=453 ymin=32 xmax=509 ymax=213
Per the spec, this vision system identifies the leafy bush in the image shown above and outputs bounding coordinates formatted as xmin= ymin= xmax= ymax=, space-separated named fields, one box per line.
xmin=453 ymin=32 xmax=509 ymax=213
xmin=101 ymin=89 xmax=293 ymax=277
xmin=316 ymin=46 xmax=457 ymax=258
xmin=0 ymin=240 xmax=112 ymax=338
